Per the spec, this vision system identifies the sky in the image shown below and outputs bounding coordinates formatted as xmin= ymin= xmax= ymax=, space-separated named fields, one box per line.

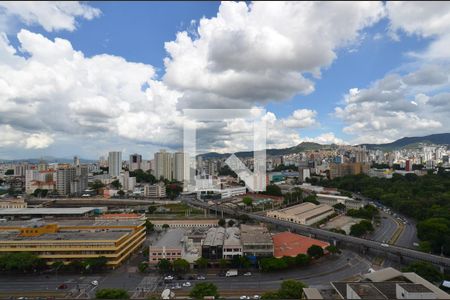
xmin=1 ymin=1 xmax=450 ymax=160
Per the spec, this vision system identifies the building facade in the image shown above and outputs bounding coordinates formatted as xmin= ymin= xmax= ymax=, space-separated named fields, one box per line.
xmin=108 ymin=151 xmax=122 ymax=178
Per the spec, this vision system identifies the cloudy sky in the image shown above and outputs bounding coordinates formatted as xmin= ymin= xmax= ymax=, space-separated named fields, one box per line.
xmin=0 ymin=1 xmax=450 ymax=160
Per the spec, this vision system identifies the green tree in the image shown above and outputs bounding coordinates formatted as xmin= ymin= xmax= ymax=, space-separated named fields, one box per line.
xmin=117 ymin=190 xmax=125 ymax=196
xmin=162 ymin=224 xmax=170 ymax=230
xmin=402 ymin=261 xmax=444 ymax=283
xmin=325 ymin=245 xmax=340 ymax=255
xmin=243 ymin=196 xmax=253 ymax=207
xmin=417 ymin=218 xmax=450 ymax=255
xmin=295 ymin=254 xmax=311 ymax=266
xmin=307 ymin=245 xmax=324 ymax=259
xmin=5 ymin=169 xmax=13 ymax=175
xmin=111 ymin=180 xmax=122 ymax=189
xmin=227 ymin=219 xmax=235 ymax=227
xmin=277 ymin=280 xmax=307 ymax=299
xmin=219 ymin=258 xmax=229 ymax=269
xmin=173 ymin=258 xmax=190 ymax=274
xmin=90 ymin=180 xmax=106 ymax=194
xmin=303 ymin=194 xmax=319 ymax=205
xmin=218 ymin=218 xmax=226 ymax=227
xmin=157 ymin=259 xmax=172 ymax=274
xmin=261 ymin=291 xmax=280 ymax=299
xmin=333 ymin=203 xmax=346 ymax=211
xmin=238 ymin=256 xmax=251 ymax=269
xmin=84 ymin=256 xmax=108 ymax=273
xmin=138 ymin=262 xmax=148 ymax=273
xmin=195 ymin=257 xmax=208 ymax=270
xmin=147 ymin=206 xmax=157 ymax=214
xmin=189 ymin=283 xmax=219 ymax=300
xmin=0 ymin=252 xmax=46 ymax=273
xmin=350 ymin=220 xmax=374 ymax=237
xmin=67 ymin=260 xmax=84 ymax=273
xmin=264 ymin=184 xmax=282 ymax=196
xmin=145 ymin=220 xmax=155 ymax=233
xmin=96 ymin=288 xmax=130 ymax=299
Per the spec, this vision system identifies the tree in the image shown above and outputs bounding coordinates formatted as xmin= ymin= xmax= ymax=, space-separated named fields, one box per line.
xmin=33 ymin=188 xmax=48 ymax=198
xmin=264 ymin=184 xmax=282 ymax=196
xmin=117 ymin=190 xmax=125 ymax=197
xmin=173 ymin=259 xmax=190 ymax=274
xmin=219 ymin=258 xmax=229 ymax=270
xmin=157 ymin=259 xmax=172 ymax=274
xmin=67 ymin=260 xmax=84 ymax=273
xmin=295 ymin=254 xmax=311 ymax=266
xmin=307 ymin=245 xmax=324 ymax=259
xmin=90 ymin=180 xmax=106 ymax=194
xmin=189 ymin=283 xmax=219 ymax=300
xmin=96 ymin=288 xmax=130 ymax=299
xmin=227 ymin=219 xmax=235 ymax=227
xmin=402 ymin=261 xmax=443 ymax=283
xmin=147 ymin=206 xmax=157 ymax=214
xmin=277 ymin=280 xmax=307 ymax=299
xmin=111 ymin=180 xmax=122 ymax=189
xmin=333 ymin=203 xmax=346 ymax=211
xmin=5 ymin=169 xmax=13 ymax=175
xmin=0 ymin=252 xmax=46 ymax=273
xmin=325 ymin=245 xmax=340 ymax=255
xmin=303 ymin=194 xmax=319 ymax=205
xmin=84 ymin=256 xmax=108 ymax=273
xmin=162 ymin=224 xmax=170 ymax=230
xmin=218 ymin=218 xmax=226 ymax=227
xmin=242 ymin=196 xmax=253 ymax=207
xmin=261 ymin=291 xmax=280 ymax=299
xmin=238 ymin=214 xmax=251 ymax=224
xmin=350 ymin=220 xmax=374 ymax=237
xmin=138 ymin=261 xmax=148 ymax=273
xmin=238 ymin=256 xmax=251 ymax=269
xmin=195 ymin=257 xmax=208 ymax=270
xmin=145 ymin=220 xmax=155 ymax=233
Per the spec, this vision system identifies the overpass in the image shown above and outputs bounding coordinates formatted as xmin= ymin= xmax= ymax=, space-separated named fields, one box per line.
xmin=183 ymin=197 xmax=450 ymax=269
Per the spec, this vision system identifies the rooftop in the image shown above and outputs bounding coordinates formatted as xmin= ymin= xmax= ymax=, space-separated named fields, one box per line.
xmin=240 ymin=224 xmax=273 ymax=245
xmin=0 ymin=207 xmax=99 ymax=215
xmin=203 ymin=227 xmax=225 ymax=247
xmin=151 ymin=228 xmax=186 ymax=248
xmin=272 ymin=231 xmax=329 ymax=258
xmin=0 ymin=218 xmax=144 ymax=228
xmin=224 ymin=227 xmax=241 ymax=247
xmin=0 ymin=230 xmax=129 ymax=242
xmin=398 ymin=283 xmax=432 ymax=293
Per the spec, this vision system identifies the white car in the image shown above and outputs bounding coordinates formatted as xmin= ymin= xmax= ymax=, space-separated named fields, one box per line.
xmin=381 ymin=243 xmax=389 ymax=247
xmin=240 ymin=296 xmax=250 ymax=300
xmin=172 ymin=284 xmax=181 ymax=289
xmin=196 ymin=275 xmax=206 ymax=280
xmin=253 ymin=295 xmax=261 ymax=299
xmin=164 ymin=275 xmax=174 ymax=280
xmin=243 ymin=272 xmax=252 ymax=276
xmin=91 ymin=280 xmax=98 ymax=286
xmin=182 ymin=282 xmax=191 ymax=287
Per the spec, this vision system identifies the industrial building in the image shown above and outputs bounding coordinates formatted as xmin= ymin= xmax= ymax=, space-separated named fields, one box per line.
xmin=267 ymin=202 xmax=335 ymax=226
xmin=316 ymin=194 xmax=365 ymax=210
xmin=201 ymin=227 xmax=225 ymax=259
xmin=0 ymin=218 xmax=145 ymax=268
xmin=0 ymin=207 xmax=106 ymax=220
xmin=223 ymin=227 xmax=242 ymax=259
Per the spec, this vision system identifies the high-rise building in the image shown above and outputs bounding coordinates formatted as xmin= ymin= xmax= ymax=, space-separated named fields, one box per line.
xmin=174 ymin=152 xmax=188 ymax=182
xmin=329 ymin=163 xmax=369 ymax=179
xmin=57 ymin=167 xmax=76 ymax=196
xmin=155 ymin=150 xmax=173 ymax=181
xmin=74 ymin=156 xmax=80 ymax=167
xmin=108 ymin=151 xmax=122 ymax=178
xmin=129 ymin=153 xmax=142 ymax=171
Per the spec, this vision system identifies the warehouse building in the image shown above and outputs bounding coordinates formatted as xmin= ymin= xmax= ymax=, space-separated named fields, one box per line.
xmin=240 ymin=224 xmax=273 ymax=257
xmin=267 ymin=202 xmax=334 ymax=225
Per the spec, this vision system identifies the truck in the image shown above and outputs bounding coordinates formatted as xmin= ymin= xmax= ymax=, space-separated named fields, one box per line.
xmin=225 ymin=269 xmax=238 ymax=277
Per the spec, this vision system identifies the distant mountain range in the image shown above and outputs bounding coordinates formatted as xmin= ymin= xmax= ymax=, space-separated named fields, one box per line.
xmin=200 ymin=133 xmax=450 ymax=158
xmin=0 ymin=156 xmax=96 ymax=164
xmin=361 ymin=133 xmax=450 ymax=151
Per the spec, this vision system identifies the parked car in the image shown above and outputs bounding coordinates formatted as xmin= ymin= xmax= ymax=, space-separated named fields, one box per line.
xmin=253 ymin=295 xmax=261 ymax=299
xmin=182 ymin=282 xmax=191 ymax=287
xmin=243 ymin=272 xmax=252 ymax=276
xmin=57 ymin=284 xmax=68 ymax=290
xmin=240 ymin=296 xmax=250 ymax=300
xmin=91 ymin=280 xmax=98 ymax=286
xmin=196 ymin=275 xmax=206 ymax=280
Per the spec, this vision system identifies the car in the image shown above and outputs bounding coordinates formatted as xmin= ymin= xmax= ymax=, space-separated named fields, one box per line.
xmin=182 ymin=282 xmax=191 ymax=287
xmin=196 ymin=275 xmax=206 ymax=280
xmin=172 ymin=284 xmax=181 ymax=289
xmin=240 ymin=296 xmax=250 ymax=300
xmin=243 ymin=272 xmax=252 ymax=276
xmin=381 ymin=243 xmax=389 ymax=247
xmin=57 ymin=284 xmax=68 ymax=290
xmin=253 ymin=295 xmax=261 ymax=300
xmin=164 ymin=275 xmax=174 ymax=281
xmin=91 ymin=280 xmax=98 ymax=286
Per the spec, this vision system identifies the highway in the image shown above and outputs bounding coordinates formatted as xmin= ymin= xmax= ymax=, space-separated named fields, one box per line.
xmin=371 ymin=211 xmax=399 ymax=243
xmin=183 ymin=197 xmax=450 ymax=268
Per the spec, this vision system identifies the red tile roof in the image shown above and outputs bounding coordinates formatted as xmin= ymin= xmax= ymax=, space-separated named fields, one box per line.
xmin=272 ymin=231 xmax=330 ymax=258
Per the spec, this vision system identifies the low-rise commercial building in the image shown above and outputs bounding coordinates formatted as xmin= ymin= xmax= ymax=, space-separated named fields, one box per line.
xmin=202 ymin=227 xmax=225 ymax=259
xmin=267 ymin=202 xmax=335 ymax=226
xmin=144 ymin=183 xmax=166 ymax=198
xmin=0 ymin=207 xmax=105 ymax=220
xmin=150 ymin=219 xmax=218 ymax=229
xmin=223 ymin=227 xmax=242 ymax=259
xmin=149 ymin=228 xmax=185 ymax=264
xmin=240 ymin=224 xmax=273 ymax=257
xmin=0 ymin=218 xmax=145 ymax=268
xmin=329 ymin=163 xmax=369 ymax=179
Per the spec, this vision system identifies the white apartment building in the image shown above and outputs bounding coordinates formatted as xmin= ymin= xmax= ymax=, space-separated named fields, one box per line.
xmin=155 ymin=150 xmax=173 ymax=181
xmin=144 ymin=183 xmax=166 ymax=198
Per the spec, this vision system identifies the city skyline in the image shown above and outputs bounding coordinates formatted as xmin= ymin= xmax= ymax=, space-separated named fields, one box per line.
xmin=1 ymin=2 xmax=450 ymax=160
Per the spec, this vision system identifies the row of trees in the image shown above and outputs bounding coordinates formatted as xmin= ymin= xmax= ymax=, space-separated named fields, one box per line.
xmin=319 ymin=172 xmax=450 ymax=255
xmin=346 ymin=204 xmax=379 ymax=220
xmin=260 ymin=245 xmax=339 ymax=272
xmin=156 ymin=256 xmax=252 ymax=274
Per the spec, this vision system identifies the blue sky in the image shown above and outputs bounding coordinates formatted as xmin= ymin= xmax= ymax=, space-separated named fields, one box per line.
xmin=0 ymin=2 xmax=450 ymax=159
